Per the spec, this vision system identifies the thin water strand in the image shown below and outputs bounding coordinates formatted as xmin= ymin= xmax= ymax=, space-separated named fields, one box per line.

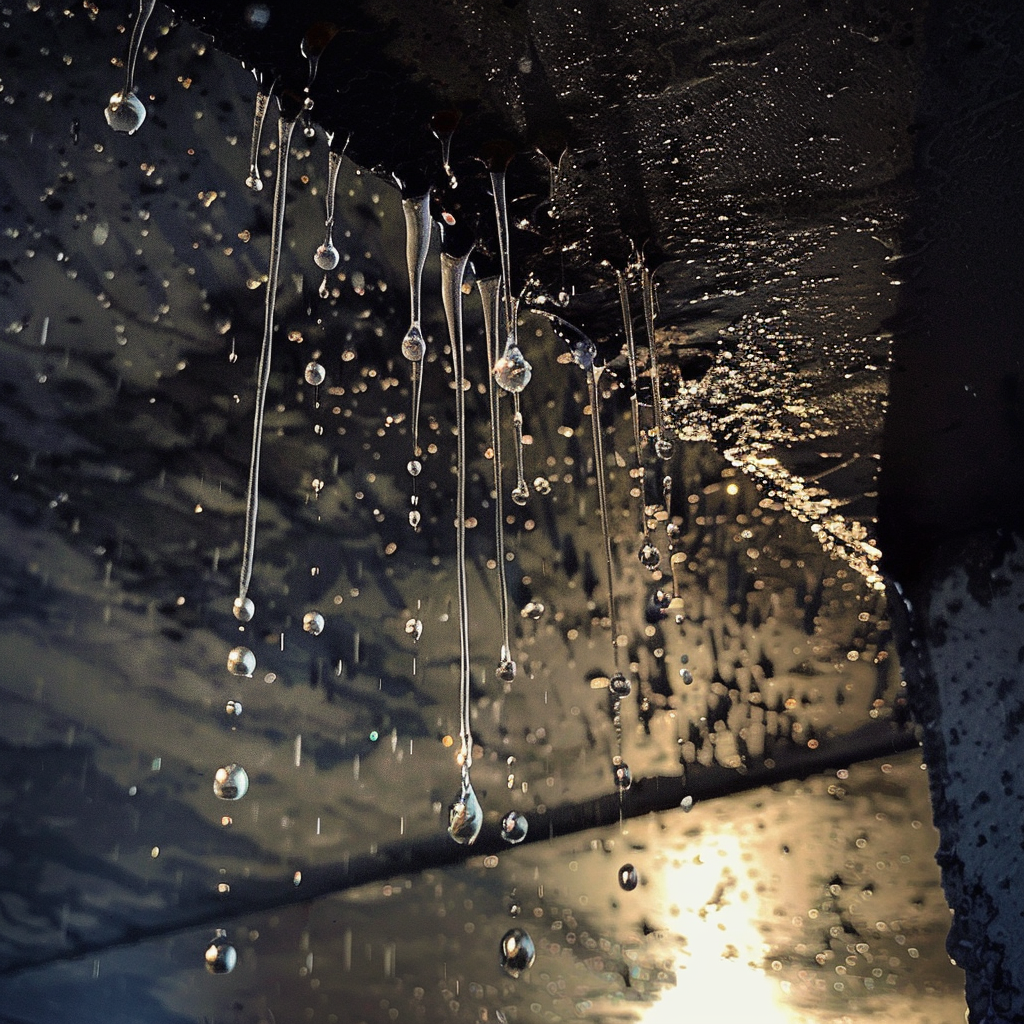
xmin=478 ymin=275 xmax=515 ymax=682
xmin=104 ymin=0 xmax=156 ymax=134
xmin=245 ymin=84 xmax=273 ymax=191
xmin=314 ymin=147 xmax=344 ymax=270
xmin=640 ymin=261 xmax=673 ymax=459
xmin=237 ymin=112 xmax=298 ymax=611
xmin=440 ymin=246 xmax=475 ymax=775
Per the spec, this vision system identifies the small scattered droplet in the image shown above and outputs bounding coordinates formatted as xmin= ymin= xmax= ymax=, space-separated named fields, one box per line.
xmin=532 ymin=476 xmax=551 ymax=496
xmin=500 ymin=810 xmax=528 ymax=844
xmin=233 ymin=596 xmax=255 ymax=622
xmin=494 ymin=340 xmax=532 ymax=393
xmin=302 ymin=610 xmax=325 ymax=635
xmin=318 ymin=275 xmax=330 ymax=299
xmin=681 ymin=795 xmax=694 ymax=812
xmin=227 ymin=646 xmax=256 ymax=677
xmin=499 ymin=927 xmax=536 ymax=978
xmin=618 ymin=863 xmax=639 ymax=891
xmin=639 ymin=541 xmax=661 ymax=570
xmin=407 ymin=459 xmax=422 ymax=477
xmin=609 ymin=672 xmax=631 ymax=698
xmin=404 ymin=617 xmax=423 ymax=642
xmin=497 ymin=657 xmax=517 ymax=683
xmin=225 ymin=699 xmax=242 ymax=717
xmin=213 ymin=763 xmax=249 ymax=800
xmin=304 ymin=361 xmax=325 ymax=387
xmin=204 ymin=930 xmax=237 ymax=974
xmin=511 ymin=485 xmax=529 ymax=507
xmin=448 ymin=770 xmax=483 ymax=845
xmin=408 ymin=509 xmax=421 ymax=529
xmin=521 ymin=601 xmax=544 ymax=620
xmin=612 ymin=757 xmax=632 ymax=791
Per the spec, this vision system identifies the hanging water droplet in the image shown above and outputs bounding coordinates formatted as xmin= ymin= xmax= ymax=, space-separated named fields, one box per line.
xmin=612 ymin=757 xmax=632 ymax=791
xmin=204 ymin=930 xmax=237 ymax=974
xmin=303 ymin=610 xmax=325 ymax=635
xmin=499 ymin=927 xmax=536 ymax=978
xmin=213 ymin=764 xmax=249 ymax=800
xmin=447 ymin=770 xmax=483 ymax=845
xmin=314 ymin=243 xmax=339 ymax=271
xmin=532 ymin=476 xmax=551 ymax=496
xmin=225 ymin=699 xmax=242 ymax=717
xmin=401 ymin=325 xmax=426 ymax=362
xmin=404 ymin=617 xmax=423 ymax=642
xmin=407 ymin=459 xmax=422 ymax=477
xmin=497 ymin=657 xmax=517 ymax=683
xmin=304 ymin=361 xmax=325 ymax=387
xmin=233 ymin=596 xmax=255 ymax=622
xmin=104 ymin=0 xmax=155 ymax=135
xmin=618 ymin=863 xmax=639 ymax=891
xmin=494 ymin=340 xmax=532 ymax=393
xmin=511 ymin=485 xmax=529 ymax=507
xmin=639 ymin=541 xmax=661 ymax=570
xmin=227 ymin=646 xmax=256 ymax=677
xmin=609 ymin=672 xmax=631 ymax=698
xmin=500 ymin=810 xmax=528 ymax=844
xmin=104 ymin=91 xmax=147 ymax=134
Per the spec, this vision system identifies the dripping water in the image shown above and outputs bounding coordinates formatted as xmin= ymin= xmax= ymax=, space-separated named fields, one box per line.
xmin=237 ymin=108 xmax=298 ymax=617
xmin=478 ymin=275 xmax=515 ymax=683
xmin=430 ymin=110 xmax=460 ymax=187
xmin=441 ymin=239 xmax=482 ymax=845
xmin=640 ymin=258 xmax=673 ymax=460
xmin=617 ymin=271 xmax=660 ymax=572
xmin=245 ymin=80 xmax=273 ymax=191
xmin=314 ymin=140 xmax=344 ymax=272
xmin=104 ymin=0 xmax=156 ymax=135
xmin=400 ymin=193 xmax=432 ymax=529
xmin=488 ymin=164 xmax=531 ymax=505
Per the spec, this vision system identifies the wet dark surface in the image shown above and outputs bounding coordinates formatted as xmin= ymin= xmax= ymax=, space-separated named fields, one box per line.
xmin=0 ymin=1 xmax=979 ymax=1021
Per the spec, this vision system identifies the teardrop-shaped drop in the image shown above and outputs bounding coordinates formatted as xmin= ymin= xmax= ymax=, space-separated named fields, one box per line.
xmin=500 ymin=810 xmax=528 ymax=844
xmin=213 ymin=763 xmax=249 ymax=800
xmin=407 ymin=459 xmax=422 ymax=477
xmin=314 ymin=242 xmax=339 ymax=271
xmin=105 ymin=91 xmax=147 ymax=134
xmin=448 ymin=771 xmax=483 ymax=845
xmin=618 ymin=863 xmax=639 ymax=891
xmin=204 ymin=930 xmax=237 ymax=974
xmin=401 ymin=324 xmax=426 ymax=362
xmin=232 ymin=596 xmax=255 ymax=623
xmin=494 ymin=341 xmax=532 ymax=393
xmin=499 ymin=927 xmax=536 ymax=978
xmin=227 ymin=646 xmax=256 ymax=677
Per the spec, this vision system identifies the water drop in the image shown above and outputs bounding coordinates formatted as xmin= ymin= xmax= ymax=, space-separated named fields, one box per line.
xmin=612 ymin=757 xmax=632 ymax=791
xmin=618 ymin=863 xmax=639 ymax=891
xmin=104 ymin=0 xmax=155 ymax=135
xmin=318 ymin=275 xmax=330 ymax=299
xmin=213 ymin=764 xmax=249 ymax=800
xmin=244 ymin=85 xmax=272 ymax=190
xmin=408 ymin=509 xmax=421 ymax=529
xmin=227 ymin=646 xmax=256 ymax=677
xmin=401 ymin=325 xmax=426 ymax=363
xmin=681 ymin=668 xmax=693 ymax=685
xmin=302 ymin=610 xmax=325 ymax=635
xmin=238 ymin=110 xmax=299 ymax=609
xmin=499 ymin=927 xmax=536 ymax=978
xmin=521 ymin=601 xmax=544 ymax=620
xmin=494 ymin=340 xmax=532 ymax=394
xmin=233 ymin=596 xmax=255 ymax=622
xmin=304 ymin=361 xmax=325 ymax=387
xmin=204 ymin=930 xmax=237 ymax=974
xmin=609 ymin=672 xmax=631 ymax=698
xmin=404 ymin=617 xmax=423 ymax=642
xmin=406 ymin=459 xmax=422 ymax=478
xmin=511 ymin=485 xmax=528 ymax=507
xmin=681 ymin=795 xmax=695 ymax=812
xmin=225 ymin=699 xmax=242 ymax=717
xmin=430 ymin=109 xmax=461 ymax=185
xmin=314 ymin=243 xmax=339 ymax=271
xmin=448 ymin=769 xmax=483 ymax=845
xmin=639 ymin=541 xmax=661 ymax=570
xmin=500 ymin=810 xmax=528 ymax=844
xmin=301 ymin=21 xmax=339 ymax=93
xmin=497 ymin=657 xmax=517 ymax=683
xmin=532 ymin=476 xmax=551 ymax=496
xmin=655 ymin=436 xmax=675 ymax=460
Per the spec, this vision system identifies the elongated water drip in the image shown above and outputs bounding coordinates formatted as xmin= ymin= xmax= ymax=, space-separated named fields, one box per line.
xmin=478 ymin=275 xmax=515 ymax=682
xmin=301 ymin=21 xmax=339 ymax=105
xmin=237 ymin=111 xmax=298 ymax=616
xmin=245 ymin=83 xmax=273 ymax=191
xmin=104 ymin=0 xmax=156 ymax=134
xmin=617 ymin=271 xmax=661 ymax=572
xmin=640 ymin=261 xmax=673 ymax=459
xmin=431 ymin=110 xmax=461 ymax=186
xmin=401 ymin=194 xmax=432 ymax=528
xmin=441 ymin=242 xmax=478 ymax=842
xmin=314 ymin=147 xmax=344 ymax=270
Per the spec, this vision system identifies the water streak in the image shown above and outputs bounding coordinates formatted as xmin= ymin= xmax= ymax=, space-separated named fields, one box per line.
xmin=245 ymin=83 xmax=273 ymax=191
xmin=640 ymin=260 xmax=673 ymax=459
xmin=478 ymin=275 xmax=515 ymax=681
xmin=237 ymin=111 xmax=298 ymax=614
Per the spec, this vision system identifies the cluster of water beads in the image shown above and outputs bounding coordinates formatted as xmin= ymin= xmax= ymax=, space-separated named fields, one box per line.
xmin=104 ymin=0 xmax=156 ymax=135
xmin=213 ymin=763 xmax=249 ymax=801
xmin=499 ymin=927 xmax=536 ymax=978
xmin=205 ymin=930 xmax=237 ymax=974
